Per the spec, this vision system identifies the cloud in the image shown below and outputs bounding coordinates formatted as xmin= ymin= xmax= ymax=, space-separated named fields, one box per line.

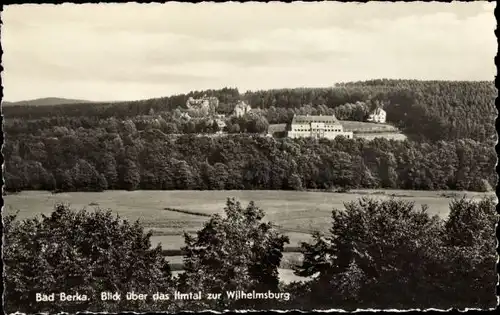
xmin=1 ymin=2 xmax=496 ymax=102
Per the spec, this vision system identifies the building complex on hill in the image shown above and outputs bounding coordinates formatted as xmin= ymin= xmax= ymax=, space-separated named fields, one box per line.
xmin=367 ymin=107 xmax=387 ymax=123
xmin=186 ymin=95 xmax=219 ymax=112
xmin=288 ymin=114 xmax=353 ymax=140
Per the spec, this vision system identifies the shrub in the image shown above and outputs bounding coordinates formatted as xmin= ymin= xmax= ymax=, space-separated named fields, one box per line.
xmin=289 ymin=196 xmax=498 ymax=310
xmin=438 ymin=196 xmax=497 ymax=308
xmin=4 ymin=204 xmax=176 ymax=313
xmin=293 ymin=198 xmax=443 ymax=309
xmin=178 ymin=198 xmax=289 ymax=311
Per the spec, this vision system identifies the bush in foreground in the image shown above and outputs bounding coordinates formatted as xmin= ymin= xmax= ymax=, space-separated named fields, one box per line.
xmin=287 ymin=196 xmax=497 ymax=310
xmin=178 ymin=198 xmax=290 ymax=311
xmin=3 ymin=204 xmax=176 ymax=313
xmin=3 ymin=196 xmax=496 ymax=312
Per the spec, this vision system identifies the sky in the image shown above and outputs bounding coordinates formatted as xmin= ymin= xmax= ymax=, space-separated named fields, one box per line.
xmin=1 ymin=1 xmax=497 ymax=102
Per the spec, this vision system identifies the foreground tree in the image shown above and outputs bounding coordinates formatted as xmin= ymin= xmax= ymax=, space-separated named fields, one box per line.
xmin=287 ymin=196 xmax=497 ymax=310
xmin=291 ymin=198 xmax=445 ymax=309
xmin=4 ymin=204 xmax=176 ymax=313
xmin=178 ymin=198 xmax=290 ymax=311
xmin=438 ymin=196 xmax=497 ymax=308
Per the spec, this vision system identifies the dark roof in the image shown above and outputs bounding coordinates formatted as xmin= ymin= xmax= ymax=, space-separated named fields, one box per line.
xmin=291 ymin=114 xmax=340 ymax=124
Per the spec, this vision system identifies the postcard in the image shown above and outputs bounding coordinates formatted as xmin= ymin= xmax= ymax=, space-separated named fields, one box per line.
xmin=1 ymin=1 xmax=497 ymax=313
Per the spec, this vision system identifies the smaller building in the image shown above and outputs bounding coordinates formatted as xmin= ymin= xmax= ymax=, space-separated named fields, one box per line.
xmin=180 ymin=112 xmax=192 ymax=121
xmin=233 ymin=101 xmax=252 ymax=117
xmin=215 ymin=118 xmax=226 ymax=132
xmin=367 ymin=108 xmax=387 ymax=124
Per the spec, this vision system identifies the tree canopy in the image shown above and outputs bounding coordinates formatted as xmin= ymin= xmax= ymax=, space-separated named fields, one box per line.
xmin=3 ymin=196 xmax=496 ymax=312
xmin=178 ymin=198 xmax=289 ymax=311
xmin=287 ymin=196 xmax=497 ymax=310
xmin=4 ymin=204 xmax=176 ymax=313
xmin=4 ymin=132 xmax=495 ymax=193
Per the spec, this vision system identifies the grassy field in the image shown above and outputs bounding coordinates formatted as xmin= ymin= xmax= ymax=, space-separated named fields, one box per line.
xmin=267 ymin=123 xmax=287 ymax=134
xmin=339 ymin=121 xmax=398 ymax=132
xmin=354 ymin=132 xmax=407 ymax=141
xmin=4 ymin=189 xmax=493 ymax=284
xmin=4 ymin=189 xmax=493 ymax=250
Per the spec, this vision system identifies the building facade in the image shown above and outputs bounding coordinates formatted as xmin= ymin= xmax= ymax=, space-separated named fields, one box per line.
xmin=288 ymin=114 xmax=353 ymax=139
xmin=180 ymin=112 xmax=192 ymax=121
xmin=232 ymin=101 xmax=252 ymax=117
xmin=367 ymin=108 xmax=387 ymax=123
xmin=186 ymin=95 xmax=219 ymax=112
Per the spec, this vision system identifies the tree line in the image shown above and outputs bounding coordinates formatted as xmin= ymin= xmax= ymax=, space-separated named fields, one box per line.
xmin=4 ymin=109 xmax=270 ymax=138
xmin=3 ymin=80 xmax=496 ymax=142
xmin=4 ymin=196 xmax=496 ymax=312
xmin=3 ymin=128 xmax=496 ymax=193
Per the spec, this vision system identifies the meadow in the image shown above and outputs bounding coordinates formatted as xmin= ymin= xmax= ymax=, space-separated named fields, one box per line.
xmin=4 ymin=189 xmax=494 ymax=283
xmin=4 ymin=189 xmax=493 ymax=249
xmin=339 ymin=120 xmax=398 ymax=132
xmin=354 ymin=132 xmax=407 ymax=141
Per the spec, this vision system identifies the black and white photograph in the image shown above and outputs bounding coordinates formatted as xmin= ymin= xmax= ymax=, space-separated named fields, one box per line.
xmin=1 ymin=1 xmax=498 ymax=313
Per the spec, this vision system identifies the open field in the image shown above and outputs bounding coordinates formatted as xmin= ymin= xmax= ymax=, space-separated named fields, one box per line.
xmin=354 ymin=132 xmax=407 ymax=141
xmin=4 ymin=189 xmax=494 ymax=250
xmin=340 ymin=121 xmax=407 ymax=140
xmin=4 ymin=189 xmax=493 ymax=284
xmin=339 ymin=121 xmax=398 ymax=132
xmin=267 ymin=123 xmax=287 ymax=134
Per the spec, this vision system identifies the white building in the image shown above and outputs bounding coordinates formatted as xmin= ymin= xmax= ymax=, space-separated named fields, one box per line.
xmin=367 ymin=108 xmax=387 ymax=123
xmin=180 ymin=112 xmax=191 ymax=121
xmin=186 ymin=95 xmax=219 ymax=112
xmin=288 ymin=114 xmax=353 ymax=140
xmin=215 ymin=118 xmax=226 ymax=132
xmin=233 ymin=101 xmax=252 ymax=117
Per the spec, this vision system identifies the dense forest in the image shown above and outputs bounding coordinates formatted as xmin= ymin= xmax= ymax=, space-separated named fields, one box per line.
xmin=3 ymin=132 xmax=496 ymax=193
xmin=3 ymin=80 xmax=496 ymax=142
xmin=2 ymin=79 xmax=496 ymax=193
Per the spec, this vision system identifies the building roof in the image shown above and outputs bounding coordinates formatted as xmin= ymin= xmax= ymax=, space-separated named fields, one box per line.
xmin=291 ymin=114 xmax=340 ymax=124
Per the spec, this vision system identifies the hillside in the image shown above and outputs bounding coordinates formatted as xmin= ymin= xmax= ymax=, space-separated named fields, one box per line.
xmin=2 ymin=80 xmax=496 ymax=142
xmin=2 ymin=97 xmax=92 ymax=106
